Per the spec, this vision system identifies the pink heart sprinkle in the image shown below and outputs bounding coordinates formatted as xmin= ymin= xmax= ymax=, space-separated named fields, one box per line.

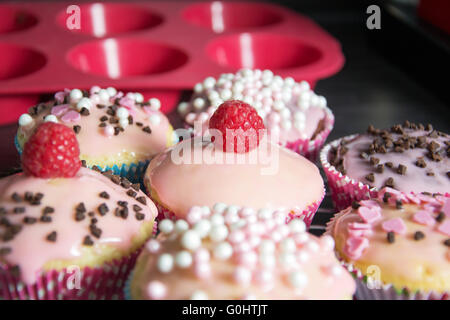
xmin=348 ymin=229 xmax=373 ymax=238
xmin=348 ymin=222 xmax=372 ymax=230
xmin=344 ymin=237 xmax=369 ymax=260
xmin=412 ymin=210 xmax=436 ymax=226
xmin=61 ymin=110 xmax=81 ymax=123
xmin=442 ymin=199 xmax=450 ymax=218
xmin=51 ymin=104 xmax=70 ymax=116
xmin=359 ymin=200 xmax=380 ymax=209
xmin=382 ymin=218 xmax=407 ymax=235
xmin=358 ymin=206 xmax=381 ymax=224
xmin=437 ymin=220 xmax=450 ymax=236
xmin=406 ymin=193 xmax=421 ymax=204
xmin=54 ymin=92 xmax=66 ymax=104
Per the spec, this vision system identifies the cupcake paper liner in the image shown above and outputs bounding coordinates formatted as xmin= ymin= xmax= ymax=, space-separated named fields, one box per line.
xmin=151 ymin=189 xmax=326 ymax=228
xmin=325 ymin=211 xmax=449 ymax=300
xmin=15 ymin=135 xmax=149 ymax=185
xmin=320 ymin=134 xmax=378 ymax=211
xmin=0 ymin=249 xmax=142 ymax=300
xmin=284 ymin=107 xmax=335 ymax=163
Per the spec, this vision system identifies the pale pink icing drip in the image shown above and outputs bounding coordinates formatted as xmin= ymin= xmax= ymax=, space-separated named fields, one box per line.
xmin=18 ymin=90 xmax=171 ymax=159
xmin=145 ymin=137 xmax=324 ymax=218
xmin=331 ymin=188 xmax=450 ymax=282
xmin=340 ymin=130 xmax=449 ymax=193
xmin=134 ymin=205 xmax=355 ymax=300
xmin=0 ymin=168 xmax=157 ymax=284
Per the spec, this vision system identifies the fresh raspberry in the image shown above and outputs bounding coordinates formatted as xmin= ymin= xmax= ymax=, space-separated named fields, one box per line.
xmin=22 ymin=122 xmax=81 ymax=178
xmin=209 ymin=100 xmax=265 ymax=153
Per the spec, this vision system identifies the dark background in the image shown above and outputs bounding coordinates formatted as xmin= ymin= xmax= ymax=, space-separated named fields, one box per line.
xmin=1 ymin=0 xmax=449 ymax=178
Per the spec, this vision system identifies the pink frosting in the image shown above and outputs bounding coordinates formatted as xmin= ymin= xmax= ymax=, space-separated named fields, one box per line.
xmin=145 ymin=137 xmax=324 ymax=218
xmin=0 ymin=168 xmax=157 ymax=284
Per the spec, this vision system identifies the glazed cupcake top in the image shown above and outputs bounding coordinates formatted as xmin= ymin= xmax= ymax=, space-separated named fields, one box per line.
xmin=145 ymin=136 xmax=324 ymax=219
xmin=131 ymin=203 xmax=355 ymax=300
xmin=178 ymin=69 xmax=332 ymax=145
xmin=17 ymin=87 xmax=173 ymax=166
xmin=329 ymin=187 xmax=450 ymax=292
xmin=0 ymin=167 xmax=157 ymax=284
xmin=328 ymin=122 xmax=449 ymax=194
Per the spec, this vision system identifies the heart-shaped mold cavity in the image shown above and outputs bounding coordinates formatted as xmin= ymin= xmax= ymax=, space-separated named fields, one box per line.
xmin=67 ymin=39 xmax=189 ymax=78
xmin=182 ymin=2 xmax=283 ymax=32
xmin=206 ymin=33 xmax=322 ymax=70
xmin=0 ymin=5 xmax=38 ymax=34
xmin=0 ymin=43 xmax=46 ymax=80
xmin=57 ymin=3 xmax=163 ymax=37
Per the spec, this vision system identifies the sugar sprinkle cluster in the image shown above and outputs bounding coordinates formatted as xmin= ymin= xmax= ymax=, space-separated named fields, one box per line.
xmin=143 ymin=203 xmax=345 ymax=300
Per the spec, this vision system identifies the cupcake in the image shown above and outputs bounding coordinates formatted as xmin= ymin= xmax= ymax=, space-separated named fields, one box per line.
xmin=16 ymin=86 xmax=175 ymax=183
xmin=145 ymin=100 xmax=325 ymax=227
xmin=1 ymin=122 xmax=157 ymax=299
xmin=327 ymin=187 xmax=450 ymax=300
xmin=178 ymin=69 xmax=334 ymax=161
xmin=321 ymin=122 xmax=450 ymax=210
xmin=127 ymin=203 xmax=355 ymax=300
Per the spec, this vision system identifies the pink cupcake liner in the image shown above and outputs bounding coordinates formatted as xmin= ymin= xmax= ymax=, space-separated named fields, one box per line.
xmin=325 ymin=208 xmax=449 ymax=300
xmin=320 ymin=134 xmax=378 ymax=211
xmin=285 ymin=107 xmax=335 ymax=162
xmin=0 ymin=249 xmax=142 ymax=300
xmin=151 ymin=190 xmax=325 ymax=228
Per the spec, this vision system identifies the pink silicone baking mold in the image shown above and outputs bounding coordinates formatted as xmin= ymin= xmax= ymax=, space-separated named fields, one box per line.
xmin=0 ymin=1 xmax=344 ymax=125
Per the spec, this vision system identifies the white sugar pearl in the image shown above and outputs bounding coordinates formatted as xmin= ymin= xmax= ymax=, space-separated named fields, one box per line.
xmin=90 ymin=86 xmax=101 ymax=94
xmin=280 ymin=238 xmax=296 ymax=253
xmin=18 ymin=114 xmax=33 ymax=126
xmin=126 ymin=92 xmax=136 ymax=101
xmin=299 ymin=81 xmax=310 ymax=91
xmin=147 ymin=281 xmax=166 ymax=300
xmin=213 ymin=203 xmax=227 ymax=214
xmin=134 ymin=92 xmax=144 ymax=103
xmin=119 ymin=118 xmax=129 ymax=129
xmin=297 ymin=251 xmax=310 ymax=263
xmin=289 ymin=271 xmax=308 ymax=288
xmin=193 ymin=98 xmax=205 ymax=110
xmin=149 ymin=98 xmax=161 ymax=110
xmin=98 ymin=89 xmax=110 ymax=102
xmin=214 ymin=241 xmax=233 ymax=260
xmin=175 ymin=250 xmax=193 ymax=268
xmin=157 ymin=254 xmax=174 ymax=273
xmin=194 ymin=83 xmax=203 ymax=93
xmin=307 ymin=241 xmax=320 ymax=252
xmin=175 ymin=219 xmax=189 ymax=233
xmin=243 ymin=96 xmax=253 ymax=105
xmin=299 ymin=91 xmax=311 ymax=102
xmin=259 ymin=240 xmax=275 ymax=254
xmin=194 ymin=219 xmax=211 ymax=238
xmin=273 ymin=100 xmax=284 ymax=111
xmin=220 ymin=89 xmax=232 ymax=100
xmin=288 ymin=219 xmax=306 ymax=234
xmin=232 ymin=81 xmax=244 ymax=93
xmin=279 ymin=252 xmax=297 ymax=268
xmin=76 ymin=97 xmax=92 ymax=111
xmin=258 ymin=208 xmax=272 ymax=220
xmin=181 ymin=230 xmax=201 ymax=251
xmin=178 ymin=102 xmax=189 ymax=116
xmin=146 ymin=239 xmax=160 ymax=253
xmin=149 ymin=114 xmax=161 ymax=125
xmin=259 ymin=253 xmax=275 ymax=268
xmin=318 ymin=96 xmax=327 ymax=107
xmin=209 ymin=225 xmax=228 ymax=242
xmin=203 ymin=77 xmax=216 ymax=89
xmin=116 ymin=107 xmax=129 ymax=119
xmin=159 ymin=219 xmax=174 ymax=234
xmin=208 ymin=90 xmax=220 ymax=101
xmin=190 ymin=290 xmax=208 ymax=300
xmin=321 ymin=235 xmax=335 ymax=251
xmin=233 ymin=93 xmax=244 ymax=101
xmin=280 ymin=108 xmax=291 ymax=119
xmin=69 ymin=89 xmax=83 ymax=102
xmin=281 ymin=120 xmax=292 ymax=130
xmin=106 ymin=87 xmax=117 ymax=97
xmin=262 ymin=69 xmax=273 ymax=79
xmin=44 ymin=115 xmax=58 ymax=123
xmin=211 ymin=99 xmax=223 ymax=108
xmin=210 ymin=213 xmax=225 ymax=226
xmin=284 ymin=77 xmax=295 ymax=87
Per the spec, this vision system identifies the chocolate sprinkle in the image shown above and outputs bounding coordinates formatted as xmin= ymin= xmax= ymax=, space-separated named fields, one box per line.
xmin=99 ymin=191 xmax=110 ymax=199
xmin=80 ymin=107 xmax=90 ymax=116
xmin=76 ymin=202 xmax=86 ymax=213
xmin=142 ymin=126 xmax=152 ymax=134
xmin=436 ymin=212 xmax=445 ymax=223
xmin=126 ymin=190 xmax=137 ymax=198
xmin=100 ymin=116 xmax=108 ymax=122
xmin=385 ymin=162 xmax=393 ymax=168
xmin=365 ymin=173 xmax=375 ymax=183
xmin=387 ymin=232 xmax=395 ymax=243
xmin=444 ymin=239 xmax=450 ymax=247
xmin=11 ymin=193 xmax=22 ymax=202
xmin=0 ymin=247 xmax=11 ymax=256
xmin=131 ymin=183 xmax=140 ymax=192
xmin=46 ymin=231 xmax=57 ymax=242
xmin=376 ymin=164 xmax=384 ymax=174
xmin=351 ymin=201 xmax=361 ymax=209
xmin=136 ymin=196 xmax=147 ymax=205
xmin=43 ymin=206 xmax=54 ymax=215
xmin=89 ymin=225 xmax=102 ymax=239
xmin=23 ymin=217 xmax=37 ymax=224
xmin=383 ymin=192 xmax=391 ymax=203
xmin=384 ymin=177 xmax=395 ymax=188
xmin=395 ymin=200 xmax=403 ymax=209
xmin=397 ymin=164 xmax=407 ymax=175
xmin=13 ymin=207 xmax=25 ymax=214
xmin=111 ymin=176 xmax=121 ymax=185
xmin=98 ymin=203 xmax=109 ymax=216
xmin=135 ymin=213 xmax=145 ymax=221
xmin=83 ymin=235 xmax=94 ymax=246
xmin=133 ymin=204 xmax=142 ymax=212
xmin=415 ymin=158 xmax=427 ymax=168
xmin=413 ymin=231 xmax=425 ymax=241
xmin=75 ymin=211 xmax=85 ymax=221
xmin=40 ymin=215 xmax=52 ymax=223
xmin=73 ymin=125 xmax=81 ymax=134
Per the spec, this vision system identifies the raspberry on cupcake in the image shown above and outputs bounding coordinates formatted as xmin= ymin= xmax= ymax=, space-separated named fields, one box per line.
xmin=16 ymin=87 xmax=175 ymax=183
xmin=327 ymin=187 xmax=450 ymax=299
xmin=127 ymin=203 xmax=355 ymax=300
xmin=1 ymin=123 xmax=158 ymax=299
xmin=145 ymin=100 xmax=325 ymax=226
xmin=321 ymin=122 xmax=450 ymax=210
xmin=178 ymin=69 xmax=334 ymax=161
